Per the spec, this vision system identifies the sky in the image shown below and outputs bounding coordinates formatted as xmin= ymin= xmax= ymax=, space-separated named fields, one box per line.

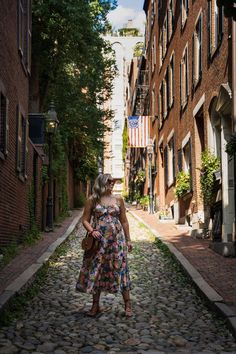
xmin=107 ymin=0 xmax=146 ymax=34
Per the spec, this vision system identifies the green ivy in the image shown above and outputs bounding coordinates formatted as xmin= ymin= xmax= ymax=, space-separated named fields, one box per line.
xmin=122 ymin=119 xmax=128 ymax=162
xmin=134 ymin=169 xmax=146 ymax=185
xmin=175 ymin=171 xmax=191 ymax=198
xmin=225 ymin=133 xmax=236 ymax=157
xmin=199 ymin=150 xmax=220 ymax=205
xmin=23 ymin=184 xmax=41 ymax=245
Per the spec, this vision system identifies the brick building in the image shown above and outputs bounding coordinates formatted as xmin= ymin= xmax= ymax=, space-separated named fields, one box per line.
xmin=0 ymin=1 xmax=43 ymax=246
xmin=128 ymin=0 xmax=235 ymax=255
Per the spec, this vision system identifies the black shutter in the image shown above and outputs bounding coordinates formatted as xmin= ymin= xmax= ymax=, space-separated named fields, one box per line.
xmin=199 ymin=13 xmax=202 ymax=77
xmin=192 ymin=33 xmax=195 ymax=87
xmin=189 ymin=138 xmax=193 ymax=191
xmin=173 ymin=136 xmax=176 ymax=179
xmin=218 ymin=6 xmax=223 ymax=42
xmin=178 ymin=148 xmax=182 ymax=172
xmin=207 ymin=1 xmax=211 ymax=57
xmin=164 ymin=146 xmax=168 ymax=187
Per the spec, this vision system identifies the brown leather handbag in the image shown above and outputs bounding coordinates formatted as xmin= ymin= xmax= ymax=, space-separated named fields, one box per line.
xmin=81 ymin=233 xmax=100 ymax=258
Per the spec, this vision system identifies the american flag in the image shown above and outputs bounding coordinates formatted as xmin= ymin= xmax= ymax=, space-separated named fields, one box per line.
xmin=128 ymin=116 xmax=149 ymax=148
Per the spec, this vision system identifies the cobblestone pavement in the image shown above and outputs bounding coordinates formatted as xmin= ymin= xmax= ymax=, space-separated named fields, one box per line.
xmin=0 ymin=214 xmax=236 ymax=354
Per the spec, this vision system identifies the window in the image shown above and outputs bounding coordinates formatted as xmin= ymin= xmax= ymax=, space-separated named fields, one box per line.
xmin=162 ymin=76 xmax=168 ymax=119
xmin=168 ymin=54 xmax=174 ymax=108
xmin=181 ymin=0 xmax=189 ymax=28
xmin=158 ymin=86 xmax=163 ymax=129
xmin=180 ymin=45 xmax=189 ymax=109
xmin=152 ymin=89 xmax=156 ymax=119
xmin=168 ymin=0 xmax=174 ymax=41
xmin=208 ymin=0 xmax=223 ymax=57
xmin=151 ymin=0 xmax=156 ymax=27
xmin=180 ymin=137 xmax=192 ymax=189
xmin=192 ymin=13 xmax=203 ymax=88
xmin=18 ymin=0 xmax=32 ymax=73
xmin=163 ymin=17 xmax=167 ymax=57
xmin=183 ymin=141 xmax=191 ymax=173
xmin=167 ymin=135 xmax=175 ymax=186
xmin=16 ymin=107 xmax=28 ymax=179
xmin=152 ymin=35 xmax=156 ymax=72
xmin=0 ymin=93 xmax=9 ymax=159
xmin=159 ymin=32 xmax=163 ymax=68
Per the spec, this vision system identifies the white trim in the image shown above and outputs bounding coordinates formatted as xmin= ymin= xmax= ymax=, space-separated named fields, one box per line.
xmin=182 ymin=131 xmax=191 ymax=148
xmin=195 ymin=8 xmax=203 ymax=26
xmin=159 ymin=135 xmax=164 ymax=146
xmin=193 ymin=93 xmax=205 ymax=117
xmin=167 ymin=128 xmax=174 ymax=142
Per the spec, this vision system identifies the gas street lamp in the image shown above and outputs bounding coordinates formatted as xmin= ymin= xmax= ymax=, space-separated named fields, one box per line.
xmin=45 ymin=101 xmax=59 ymax=232
xmin=147 ymin=140 xmax=154 ymax=214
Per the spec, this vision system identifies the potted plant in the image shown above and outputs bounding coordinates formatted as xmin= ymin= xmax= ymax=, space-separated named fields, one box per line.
xmin=140 ymin=195 xmax=149 ymax=210
xmin=174 ymin=171 xmax=191 ymax=199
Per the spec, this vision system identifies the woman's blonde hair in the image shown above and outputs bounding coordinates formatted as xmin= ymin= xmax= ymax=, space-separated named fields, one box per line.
xmin=91 ymin=173 xmax=112 ymax=207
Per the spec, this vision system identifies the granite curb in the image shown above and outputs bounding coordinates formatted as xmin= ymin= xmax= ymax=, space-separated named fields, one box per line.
xmin=129 ymin=210 xmax=236 ymax=339
xmin=0 ymin=212 xmax=82 ymax=315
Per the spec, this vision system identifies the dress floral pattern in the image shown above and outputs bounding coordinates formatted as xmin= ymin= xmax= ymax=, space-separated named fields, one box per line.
xmin=77 ymin=203 xmax=131 ymax=294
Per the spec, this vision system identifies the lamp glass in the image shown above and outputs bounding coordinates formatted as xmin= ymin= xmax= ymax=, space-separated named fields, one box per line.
xmin=45 ymin=103 xmax=59 ymax=134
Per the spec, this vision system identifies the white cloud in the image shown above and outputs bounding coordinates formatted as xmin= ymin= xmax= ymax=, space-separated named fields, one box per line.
xmin=107 ymin=5 xmax=146 ymax=34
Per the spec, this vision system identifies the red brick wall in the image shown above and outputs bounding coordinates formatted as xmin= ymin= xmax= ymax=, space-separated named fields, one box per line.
xmin=146 ymin=0 xmax=231 ymax=215
xmin=0 ymin=2 xmax=42 ymax=246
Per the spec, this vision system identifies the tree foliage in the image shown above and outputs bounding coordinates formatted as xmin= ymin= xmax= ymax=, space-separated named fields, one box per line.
xmin=31 ymin=0 xmax=117 ymax=181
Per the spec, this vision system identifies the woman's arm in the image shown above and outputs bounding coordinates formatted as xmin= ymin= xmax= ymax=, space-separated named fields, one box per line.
xmin=118 ymin=197 xmax=132 ymax=251
xmin=82 ymin=198 xmax=100 ymax=239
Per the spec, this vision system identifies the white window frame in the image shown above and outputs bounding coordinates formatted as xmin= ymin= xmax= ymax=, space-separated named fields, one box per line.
xmin=180 ymin=44 xmax=189 ymax=109
xmin=167 ymin=130 xmax=175 ymax=186
xmin=181 ymin=0 xmax=189 ymax=29
xmin=169 ymin=53 xmax=174 ymax=108
xmin=193 ymin=12 xmax=203 ymax=88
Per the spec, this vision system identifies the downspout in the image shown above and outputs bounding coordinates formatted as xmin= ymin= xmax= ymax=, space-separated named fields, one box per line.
xmin=232 ymin=16 xmax=236 ymax=250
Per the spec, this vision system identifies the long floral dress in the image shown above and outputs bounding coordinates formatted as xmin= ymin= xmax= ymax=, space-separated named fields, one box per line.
xmin=76 ymin=203 xmax=131 ymax=294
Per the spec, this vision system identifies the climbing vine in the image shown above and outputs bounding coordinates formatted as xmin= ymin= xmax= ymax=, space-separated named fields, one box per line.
xmin=175 ymin=171 xmax=191 ymax=198
xmin=199 ymin=150 xmax=220 ymax=205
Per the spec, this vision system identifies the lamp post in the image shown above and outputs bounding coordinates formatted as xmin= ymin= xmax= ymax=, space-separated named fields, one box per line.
xmin=147 ymin=140 xmax=154 ymax=214
xmin=45 ymin=101 xmax=59 ymax=232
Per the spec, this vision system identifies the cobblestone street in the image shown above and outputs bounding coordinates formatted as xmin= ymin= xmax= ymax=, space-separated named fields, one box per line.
xmin=0 ymin=214 xmax=236 ymax=354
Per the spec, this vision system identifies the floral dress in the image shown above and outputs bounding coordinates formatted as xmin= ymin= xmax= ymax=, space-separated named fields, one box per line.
xmin=77 ymin=203 xmax=131 ymax=294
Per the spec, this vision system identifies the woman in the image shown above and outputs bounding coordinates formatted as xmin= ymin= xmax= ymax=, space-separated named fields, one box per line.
xmin=76 ymin=173 xmax=132 ymax=317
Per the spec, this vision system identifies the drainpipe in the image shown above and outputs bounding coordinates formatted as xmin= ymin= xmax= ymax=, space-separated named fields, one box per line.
xmin=233 ymin=19 xmax=236 ymax=132
xmin=232 ymin=17 xmax=236 ymax=251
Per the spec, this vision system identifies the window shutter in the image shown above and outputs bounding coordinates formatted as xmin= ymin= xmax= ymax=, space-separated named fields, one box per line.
xmin=208 ymin=1 xmax=211 ymax=56
xmin=154 ymin=35 xmax=156 ymax=66
xmin=194 ymin=31 xmax=200 ymax=83
xmin=218 ymin=5 xmax=223 ymax=42
xmin=180 ymin=62 xmax=182 ymax=106
xmin=24 ymin=119 xmax=29 ymax=178
xmin=192 ymin=33 xmax=195 ymax=86
xmin=172 ymin=55 xmax=174 ymax=104
xmin=18 ymin=0 xmax=24 ymax=55
xmin=189 ymin=138 xmax=193 ymax=191
xmin=178 ymin=148 xmax=182 ymax=172
xmin=173 ymin=135 xmax=176 ymax=179
xmin=158 ymin=90 xmax=162 ymax=128
xmin=164 ymin=146 xmax=168 ymax=187
xmin=199 ymin=14 xmax=202 ymax=76
xmin=16 ymin=106 xmax=22 ymax=172
xmin=186 ymin=48 xmax=189 ymax=97
xmin=4 ymin=98 xmax=9 ymax=155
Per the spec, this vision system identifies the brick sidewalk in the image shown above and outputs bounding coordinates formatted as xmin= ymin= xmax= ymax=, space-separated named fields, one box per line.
xmin=130 ymin=208 xmax=236 ymax=313
xmin=0 ymin=209 xmax=82 ymax=296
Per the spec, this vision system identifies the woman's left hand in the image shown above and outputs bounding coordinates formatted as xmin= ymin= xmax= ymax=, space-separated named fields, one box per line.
xmin=127 ymin=241 xmax=133 ymax=252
